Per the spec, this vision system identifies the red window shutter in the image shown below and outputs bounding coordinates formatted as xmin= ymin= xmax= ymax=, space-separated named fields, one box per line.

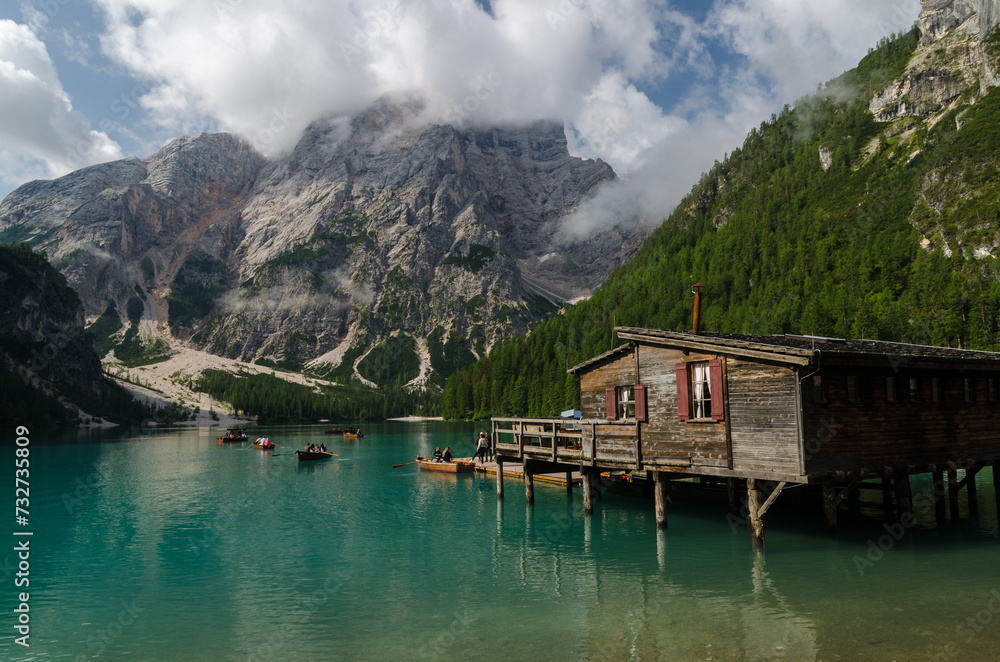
xmin=606 ymin=386 xmax=617 ymax=421
xmin=635 ymin=384 xmax=647 ymax=421
xmin=675 ymin=363 xmax=690 ymax=420
xmin=709 ymin=360 xmax=724 ymax=420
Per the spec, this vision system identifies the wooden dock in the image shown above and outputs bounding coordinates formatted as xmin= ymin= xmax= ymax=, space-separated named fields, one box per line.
xmin=472 ymin=459 xmax=582 ymax=486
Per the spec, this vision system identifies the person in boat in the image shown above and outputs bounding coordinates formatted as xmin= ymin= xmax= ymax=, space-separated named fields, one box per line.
xmin=319 ymin=443 xmax=326 ymax=452
xmin=442 ymin=446 xmax=453 ymax=462
xmin=348 ymin=426 xmax=356 ymax=434
xmin=433 ymin=446 xmax=443 ymax=462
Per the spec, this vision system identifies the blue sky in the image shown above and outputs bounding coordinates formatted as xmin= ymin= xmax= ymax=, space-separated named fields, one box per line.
xmin=0 ymin=0 xmax=922 ymax=224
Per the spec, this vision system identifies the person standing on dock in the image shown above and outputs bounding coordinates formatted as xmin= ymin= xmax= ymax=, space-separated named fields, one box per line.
xmin=473 ymin=432 xmax=489 ymax=465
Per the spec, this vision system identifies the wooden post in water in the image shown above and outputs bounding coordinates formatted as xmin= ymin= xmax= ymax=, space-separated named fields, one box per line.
xmin=727 ymin=477 xmax=739 ymax=517
xmin=496 ymin=457 xmax=504 ymax=500
xmin=881 ymin=477 xmax=893 ymax=520
xmin=822 ymin=479 xmax=838 ymax=535
xmin=967 ymin=466 xmax=979 ymax=516
xmin=895 ymin=473 xmax=913 ymax=523
xmin=566 ymin=471 xmax=573 ymax=496
xmin=654 ymin=472 xmax=668 ymax=529
xmin=525 ymin=461 xmax=535 ymax=505
xmin=582 ymin=472 xmax=594 ymax=514
xmin=932 ymin=471 xmax=946 ymax=524
xmin=747 ymin=478 xmax=764 ymax=549
xmin=994 ymin=462 xmax=1000 ymax=518
xmin=948 ymin=467 xmax=960 ymax=520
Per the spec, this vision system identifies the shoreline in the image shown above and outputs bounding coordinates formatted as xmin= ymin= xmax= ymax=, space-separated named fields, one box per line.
xmin=385 ymin=416 xmax=444 ymax=421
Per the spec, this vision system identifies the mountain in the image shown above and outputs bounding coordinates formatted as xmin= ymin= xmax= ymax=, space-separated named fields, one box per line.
xmin=0 ymin=243 xmax=147 ymax=426
xmin=442 ymin=0 xmax=1000 ymax=419
xmin=0 ymin=98 xmax=642 ymax=390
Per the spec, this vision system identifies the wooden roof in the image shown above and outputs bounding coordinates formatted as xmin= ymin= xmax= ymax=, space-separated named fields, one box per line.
xmin=567 ymin=343 xmax=633 ymax=374
xmin=575 ymin=327 xmax=1000 ymax=371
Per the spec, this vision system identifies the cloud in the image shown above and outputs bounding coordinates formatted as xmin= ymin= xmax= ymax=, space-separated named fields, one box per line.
xmin=0 ymin=19 xmax=123 ymax=192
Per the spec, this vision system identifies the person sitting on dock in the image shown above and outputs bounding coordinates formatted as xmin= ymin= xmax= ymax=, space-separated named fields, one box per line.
xmin=433 ymin=446 xmax=443 ymax=461
xmin=442 ymin=447 xmax=453 ymax=462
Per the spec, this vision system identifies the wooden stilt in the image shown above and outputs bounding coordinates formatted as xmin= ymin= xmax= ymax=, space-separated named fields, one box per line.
xmin=747 ymin=478 xmax=764 ymax=549
xmin=948 ymin=467 xmax=960 ymax=520
xmin=848 ymin=486 xmax=861 ymax=516
xmin=822 ymin=479 xmax=838 ymax=535
xmin=654 ymin=472 xmax=668 ymax=529
xmin=967 ymin=467 xmax=979 ymax=516
xmin=881 ymin=477 xmax=893 ymax=520
xmin=933 ymin=471 xmax=946 ymax=524
xmin=581 ymin=472 xmax=594 ymax=514
xmin=566 ymin=471 xmax=573 ymax=496
xmin=525 ymin=466 xmax=535 ymax=505
xmin=727 ymin=477 xmax=739 ymax=517
xmin=994 ymin=463 xmax=1000 ymax=518
xmin=496 ymin=457 xmax=504 ymax=500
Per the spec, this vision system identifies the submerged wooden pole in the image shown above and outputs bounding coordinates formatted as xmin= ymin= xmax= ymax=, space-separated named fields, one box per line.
xmin=566 ymin=471 xmax=573 ymax=496
xmin=994 ymin=462 xmax=1000 ymax=518
xmin=822 ymin=480 xmax=838 ymax=535
xmin=525 ymin=464 xmax=535 ymax=505
xmin=727 ymin=477 xmax=739 ymax=517
xmin=747 ymin=478 xmax=764 ymax=549
xmin=948 ymin=467 xmax=960 ymax=520
xmin=581 ymin=473 xmax=594 ymax=514
xmin=967 ymin=467 xmax=979 ymax=516
xmin=496 ymin=457 xmax=504 ymax=500
xmin=654 ymin=472 xmax=668 ymax=529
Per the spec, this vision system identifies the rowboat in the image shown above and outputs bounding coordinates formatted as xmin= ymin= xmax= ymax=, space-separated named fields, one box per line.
xmin=296 ymin=450 xmax=335 ymax=462
xmin=416 ymin=457 xmax=475 ymax=473
xmin=344 ymin=432 xmax=364 ymax=439
xmin=253 ymin=441 xmax=277 ymax=451
xmin=217 ymin=428 xmax=248 ymax=443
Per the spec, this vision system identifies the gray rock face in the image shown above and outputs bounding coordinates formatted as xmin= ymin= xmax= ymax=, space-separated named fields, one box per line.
xmin=920 ymin=0 xmax=1000 ymax=44
xmin=0 ymin=101 xmax=639 ymax=384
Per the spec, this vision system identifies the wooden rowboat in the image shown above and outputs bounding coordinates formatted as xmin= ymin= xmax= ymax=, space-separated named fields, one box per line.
xmin=217 ymin=428 xmax=249 ymax=443
xmin=253 ymin=441 xmax=277 ymax=451
xmin=344 ymin=432 xmax=364 ymax=439
xmin=416 ymin=457 xmax=474 ymax=473
xmin=296 ymin=450 xmax=335 ymax=462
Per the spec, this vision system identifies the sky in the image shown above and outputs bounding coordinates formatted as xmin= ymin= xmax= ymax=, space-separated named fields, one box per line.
xmin=0 ymin=0 xmax=924 ymax=232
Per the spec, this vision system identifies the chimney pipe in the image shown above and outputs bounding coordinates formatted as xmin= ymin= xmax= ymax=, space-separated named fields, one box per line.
xmin=691 ymin=282 xmax=703 ymax=334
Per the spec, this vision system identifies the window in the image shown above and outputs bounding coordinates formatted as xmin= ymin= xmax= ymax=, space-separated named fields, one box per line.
xmin=931 ymin=377 xmax=942 ymax=403
xmin=886 ymin=377 xmax=897 ymax=403
xmin=606 ymin=384 xmax=646 ymax=421
xmin=675 ymin=360 xmax=724 ymax=421
xmin=812 ymin=375 xmax=825 ymax=403
xmin=617 ymin=386 xmax=635 ymax=419
xmin=691 ymin=363 xmax=713 ymax=418
xmin=908 ymin=377 xmax=920 ymax=403
xmin=847 ymin=376 xmax=859 ymax=403
xmin=964 ymin=378 xmax=975 ymax=403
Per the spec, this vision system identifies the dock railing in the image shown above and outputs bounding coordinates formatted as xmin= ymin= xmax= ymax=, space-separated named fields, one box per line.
xmin=491 ymin=417 xmax=641 ymax=467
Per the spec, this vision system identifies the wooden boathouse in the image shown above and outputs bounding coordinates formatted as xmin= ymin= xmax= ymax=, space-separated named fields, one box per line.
xmin=491 ymin=326 xmax=1000 ymax=547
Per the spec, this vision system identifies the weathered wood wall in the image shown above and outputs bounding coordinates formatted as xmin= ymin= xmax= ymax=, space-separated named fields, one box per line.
xmin=579 ymin=350 xmax=636 ymax=420
xmin=637 ymin=346 xmax=729 ymax=468
xmin=803 ymin=368 xmax=1000 ymax=475
xmin=727 ymin=359 xmax=802 ymax=474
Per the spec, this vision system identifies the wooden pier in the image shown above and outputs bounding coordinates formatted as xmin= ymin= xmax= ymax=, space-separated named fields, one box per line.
xmin=491 ymin=327 xmax=1000 ymax=549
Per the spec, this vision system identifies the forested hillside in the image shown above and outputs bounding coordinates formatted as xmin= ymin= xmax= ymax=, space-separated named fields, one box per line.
xmin=442 ymin=26 xmax=1000 ymax=419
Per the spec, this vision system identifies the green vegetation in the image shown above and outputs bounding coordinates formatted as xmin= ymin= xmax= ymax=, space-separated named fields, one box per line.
xmin=442 ymin=26 xmax=1000 ymax=419
xmin=357 ymin=335 xmax=421 ymax=388
xmin=167 ymin=250 xmax=228 ymax=332
xmin=441 ymin=242 xmax=497 ymax=274
xmin=87 ymin=303 xmax=124 ymax=358
xmin=193 ymin=369 xmax=438 ymax=422
xmin=427 ymin=326 xmax=477 ymax=386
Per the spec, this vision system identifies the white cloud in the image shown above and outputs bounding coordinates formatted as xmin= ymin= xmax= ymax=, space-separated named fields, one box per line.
xmin=0 ymin=19 xmax=123 ymax=192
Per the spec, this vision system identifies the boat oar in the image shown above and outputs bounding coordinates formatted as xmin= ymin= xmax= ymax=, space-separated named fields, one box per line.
xmin=393 ymin=460 xmax=419 ymax=468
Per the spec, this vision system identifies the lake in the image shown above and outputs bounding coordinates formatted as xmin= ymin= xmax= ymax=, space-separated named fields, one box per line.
xmin=4 ymin=421 xmax=1000 ymax=660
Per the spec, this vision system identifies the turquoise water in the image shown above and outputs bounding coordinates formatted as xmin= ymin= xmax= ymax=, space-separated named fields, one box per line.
xmin=4 ymin=421 xmax=1000 ymax=661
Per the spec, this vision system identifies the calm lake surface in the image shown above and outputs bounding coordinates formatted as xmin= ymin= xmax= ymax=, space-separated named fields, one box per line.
xmin=4 ymin=421 xmax=1000 ymax=661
